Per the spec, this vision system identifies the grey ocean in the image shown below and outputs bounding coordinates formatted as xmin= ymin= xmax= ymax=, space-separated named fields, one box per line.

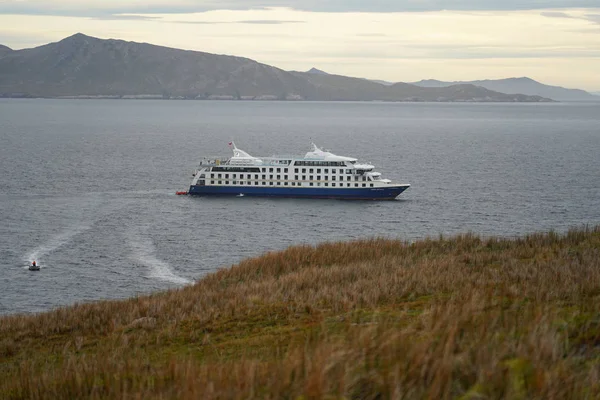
xmin=1 ymin=99 xmax=599 ymax=315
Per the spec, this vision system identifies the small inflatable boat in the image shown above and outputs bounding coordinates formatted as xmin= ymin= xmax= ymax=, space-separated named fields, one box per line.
xmin=29 ymin=262 xmax=40 ymax=271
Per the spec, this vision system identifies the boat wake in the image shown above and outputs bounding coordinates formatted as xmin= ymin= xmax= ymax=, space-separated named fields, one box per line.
xmin=128 ymin=232 xmax=191 ymax=285
xmin=23 ymin=225 xmax=90 ymax=269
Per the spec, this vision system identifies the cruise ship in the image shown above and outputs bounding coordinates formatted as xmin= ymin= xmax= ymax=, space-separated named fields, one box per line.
xmin=188 ymin=143 xmax=410 ymax=200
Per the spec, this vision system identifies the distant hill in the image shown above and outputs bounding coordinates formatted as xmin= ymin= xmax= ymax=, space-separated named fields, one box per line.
xmin=304 ymin=68 xmax=395 ymax=86
xmin=306 ymin=67 xmax=329 ymax=75
xmin=0 ymin=33 xmax=316 ymax=100
xmin=412 ymin=79 xmax=450 ymax=87
xmin=290 ymin=71 xmax=550 ymax=102
xmin=369 ymin=79 xmax=395 ymax=86
xmin=411 ymin=77 xmax=595 ymax=101
xmin=0 ymin=44 xmax=12 ymax=54
xmin=0 ymin=33 xmax=550 ymax=102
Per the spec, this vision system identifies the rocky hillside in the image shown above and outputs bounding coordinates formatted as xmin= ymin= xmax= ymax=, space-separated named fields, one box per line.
xmin=0 ymin=33 xmax=551 ymax=102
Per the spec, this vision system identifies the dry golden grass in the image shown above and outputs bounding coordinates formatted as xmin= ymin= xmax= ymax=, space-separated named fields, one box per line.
xmin=1 ymin=226 xmax=600 ymax=399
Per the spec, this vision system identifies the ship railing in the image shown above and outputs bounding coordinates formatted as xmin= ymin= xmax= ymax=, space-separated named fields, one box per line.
xmin=260 ymin=157 xmax=293 ymax=165
xmin=265 ymin=155 xmax=297 ymax=160
xmin=199 ymin=157 xmax=230 ymax=166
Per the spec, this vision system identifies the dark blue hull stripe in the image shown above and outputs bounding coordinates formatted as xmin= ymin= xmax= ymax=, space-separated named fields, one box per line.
xmin=188 ymin=185 xmax=409 ymax=199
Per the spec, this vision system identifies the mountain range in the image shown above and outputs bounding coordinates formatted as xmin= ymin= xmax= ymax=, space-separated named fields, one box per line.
xmin=410 ymin=78 xmax=597 ymax=101
xmin=0 ymin=33 xmax=553 ymax=102
xmin=305 ymin=70 xmax=597 ymax=101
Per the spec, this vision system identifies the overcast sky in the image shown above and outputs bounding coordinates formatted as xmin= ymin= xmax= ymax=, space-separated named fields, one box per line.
xmin=1 ymin=1 xmax=599 ymax=90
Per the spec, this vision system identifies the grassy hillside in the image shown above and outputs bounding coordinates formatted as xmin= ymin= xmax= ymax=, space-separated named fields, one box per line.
xmin=1 ymin=227 xmax=600 ymax=399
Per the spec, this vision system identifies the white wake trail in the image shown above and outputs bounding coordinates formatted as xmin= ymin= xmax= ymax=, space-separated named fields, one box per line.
xmin=128 ymin=233 xmax=191 ymax=285
xmin=23 ymin=225 xmax=89 ymax=268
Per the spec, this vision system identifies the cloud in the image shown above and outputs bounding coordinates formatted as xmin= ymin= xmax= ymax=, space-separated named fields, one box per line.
xmin=268 ymin=45 xmax=600 ymax=61
xmin=540 ymin=11 xmax=574 ymax=18
xmin=585 ymin=14 xmax=600 ymax=24
xmin=166 ymin=20 xmax=219 ymax=25
xmin=356 ymin=33 xmax=387 ymax=37
xmin=89 ymin=15 xmax=160 ymax=21
xmin=2 ymin=0 xmax=600 ymax=17
xmin=165 ymin=19 xmax=304 ymax=24
xmin=540 ymin=10 xmax=600 ymax=26
xmin=237 ymin=19 xmax=303 ymax=24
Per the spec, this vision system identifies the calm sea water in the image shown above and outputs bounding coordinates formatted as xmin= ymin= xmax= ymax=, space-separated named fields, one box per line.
xmin=1 ymin=99 xmax=599 ymax=315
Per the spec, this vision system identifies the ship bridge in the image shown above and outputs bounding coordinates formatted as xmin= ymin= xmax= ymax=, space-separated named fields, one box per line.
xmin=228 ymin=142 xmax=263 ymax=166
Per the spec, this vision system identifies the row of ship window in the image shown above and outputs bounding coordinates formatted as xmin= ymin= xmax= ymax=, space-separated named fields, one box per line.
xmin=209 ymin=181 xmax=375 ymax=187
xmin=293 ymin=161 xmax=346 ymax=166
xmin=210 ymin=174 xmax=370 ymax=181
xmin=212 ymin=167 xmax=357 ymax=174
